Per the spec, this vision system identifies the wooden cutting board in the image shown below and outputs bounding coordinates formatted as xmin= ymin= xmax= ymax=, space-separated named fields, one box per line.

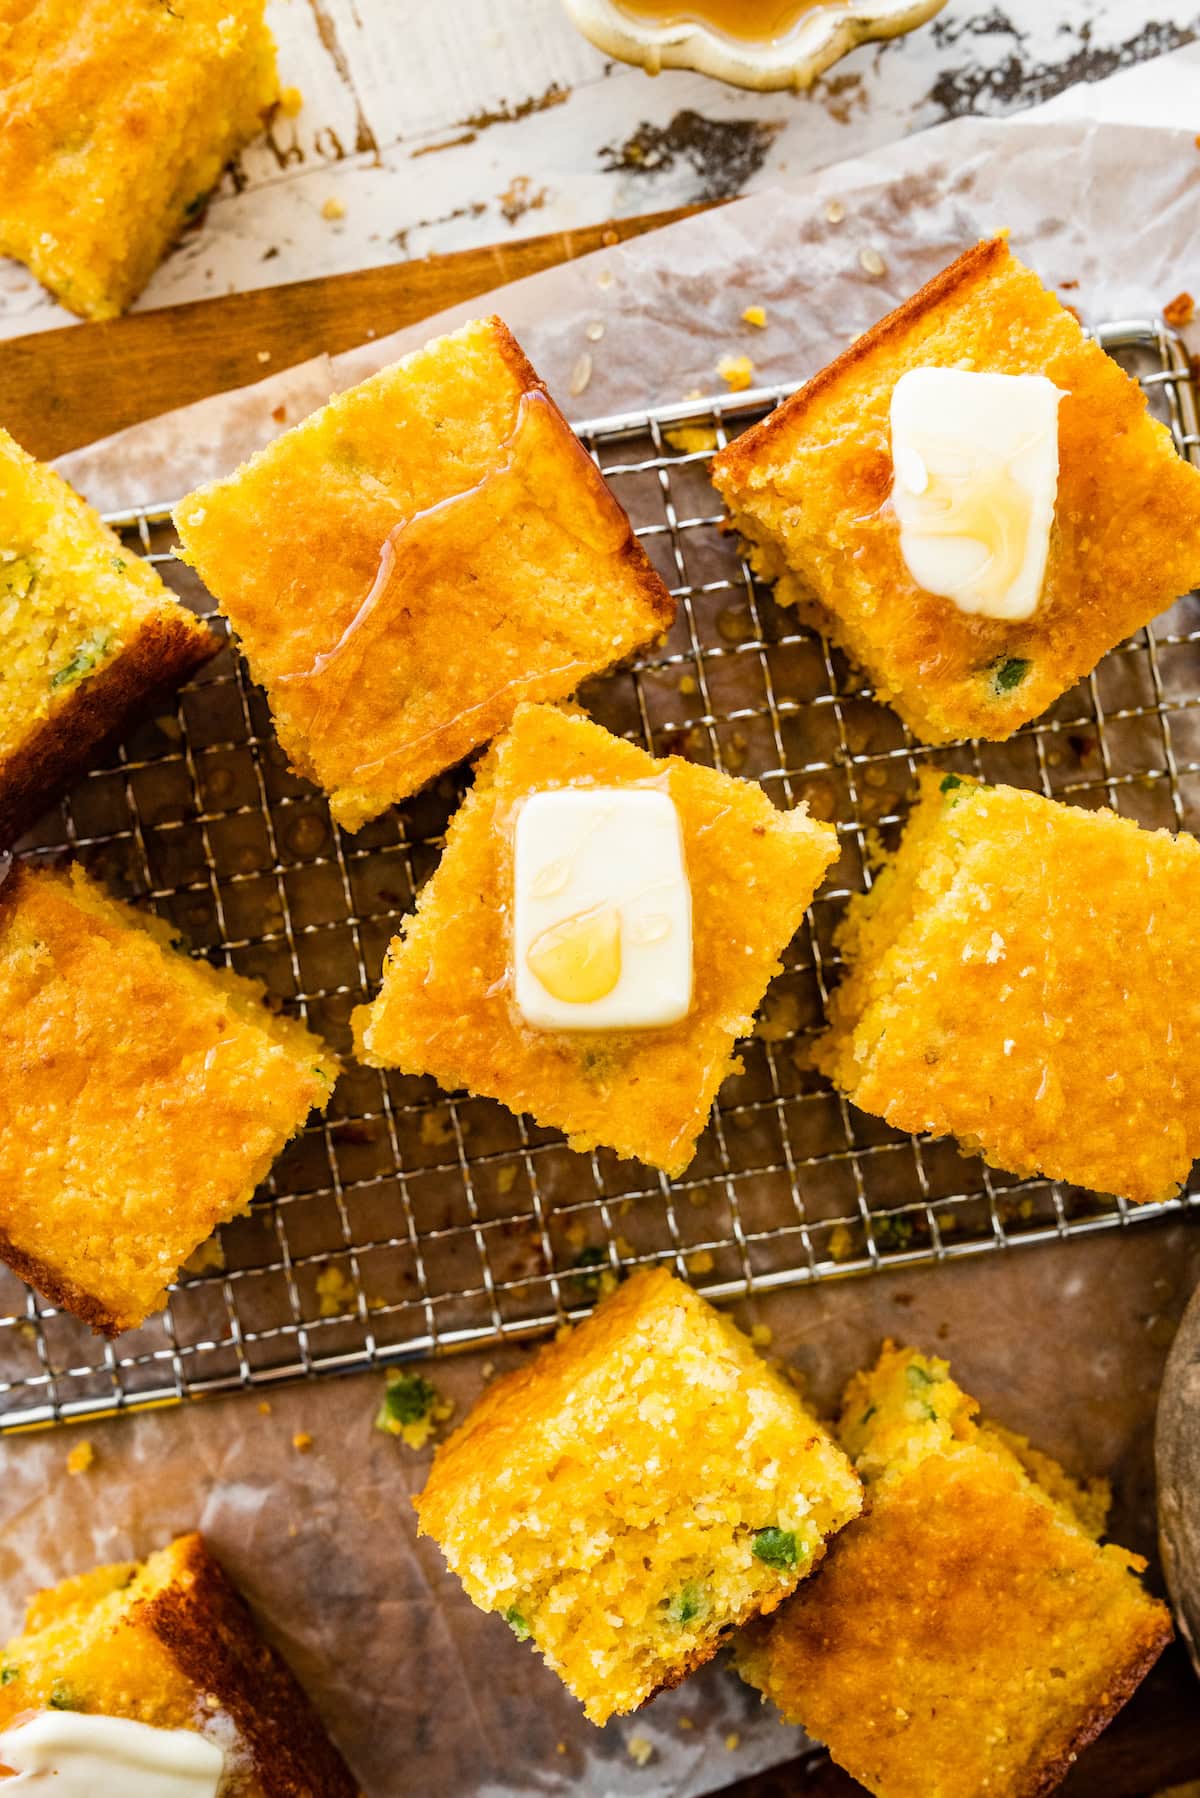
xmin=3 ymin=206 xmax=1198 ymax=1798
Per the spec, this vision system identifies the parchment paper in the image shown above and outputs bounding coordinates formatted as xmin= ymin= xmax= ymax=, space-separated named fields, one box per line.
xmin=8 ymin=52 xmax=1200 ymax=1798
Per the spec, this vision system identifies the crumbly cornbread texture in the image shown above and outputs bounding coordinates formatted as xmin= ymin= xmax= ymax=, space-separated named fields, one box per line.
xmin=0 ymin=1533 xmax=357 ymax=1797
xmin=736 ymin=1344 xmax=1172 ymax=1798
xmin=818 ymin=770 xmax=1200 ymax=1204
xmin=711 ymin=237 xmax=1200 ymax=745
xmin=0 ymin=862 xmax=337 ymax=1335
xmin=174 ymin=318 xmax=675 ymax=831
xmin=353 ymin=703 xmax=838 ymax=1175
xmin=0 ymin=428 xmax=216 ymax=845
xmin=417 ymin=1269 xmax=861 ymax=1724
xmin=0 ymin=0 xmax=278 ymax=320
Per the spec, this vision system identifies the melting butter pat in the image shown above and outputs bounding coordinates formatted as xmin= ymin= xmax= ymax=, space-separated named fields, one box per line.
xmin=0 ymin=1712 xmax=224 ymax=1797
xmin=889 ymin=367 xmax=1064 ymax=621
xmin=513 ymin=787 xmax=692 ymax=1031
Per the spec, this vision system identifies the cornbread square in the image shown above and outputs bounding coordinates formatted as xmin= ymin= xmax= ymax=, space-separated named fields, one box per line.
xmin=174 ymin=318 xmax=675 ymax=832
xmin=712 ymin=237 xmax=1200 ymax=744
xmin=736 ymin=1344 xmax=1172 ymax=1798
xmin=0 ymin=0 xmax=278 ymax=320
xmin=0 ymin=1533 xmax=357 ymax=1796
xmin=353 ymin=702 xmax=839 ymax=1175
xmin=417 ymin=1268 xmax=862 ymax=1724
xmin=0 ymin=428 xmax=217 ymax=845
xmin=0 ymin=861 xmax=338 ymax=1335
xmin=819 ymin=770 xmax=1200 ymax=1204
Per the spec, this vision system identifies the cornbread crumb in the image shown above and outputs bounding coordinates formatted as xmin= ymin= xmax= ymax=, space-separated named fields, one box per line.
xmin=258 ymin=1400 xmax=272 ymax=1416
xmin=353 ymin=704 xmax=839 ymax=1176
xmin=65 ymin=1440 xmax=94 ymax=1477
xmin=0 ymin=1535 xmax=355 ymax=1792
xmin=181 ymin=1237 xmax=226 ymax=1277
xmin=0 ymin=0 xmax=278 ymax=319
xmin=280 ymin=84 xmax=304 ymax=116
xmin=292 ymin=1431 xmax=314 ymax=1453
xmin=679 ymin=673 xmax=699 ymax=695
xmin=677 ymin=1715 xmax=695 ymax=1730
xmin=256 ymin=348 xmax=271 ymax=364
xmin=627 ymin=1735 xmax=654 ymax=1766
xmin=756 ymin=988 xmax=800 ymax=1044
xmin=315 ymin=1265 xmax=357 ymax=1317
xmin=712 ymin=237 xmax=1200 ymax=747
xmin=859 ymin=246 xmax=887 ymax=278
xmin=685 ymin=1249 xmax=715 ymax=1275
xmin=321 ymin=196 xmax=346 ymax=221
xmin=664 ymin=424 xmax=719 ymax=455
xmin=416 ymin=1269 xmax=861 ymax=1724
xmin=820 ymin=771 xmax=1200 ymax=1203
xmin=828 ymin=1224 xmax=854 ymax=1262
xmin=1164 ymin=291 xmax=1195 ymax=328
xmin=496 ymin=1165 xmax=518 ymax=1196
xmin=174 ymin=319 xmax=673 ymax=831
xmin=724 ymin=1732 xmax=740 ymax=1751
xmin=718 ymin=354 xmax=755 ymax=392
xmin=750 ymin=1323 xmax=773 ymax=1348
xmin=419 ymin=1110 xmax=457 ymax=1148
xmin=741 ymin=305 xmax=767 ymax=328
xmin=737 ymin=1344 xmax=1172 ymax=1798
xmin=0 ymin=863 xmax=336 ymax=1335
xmin=825 ymin=199 xmax=846 ymax=223
xmin=375 ymin=1369 xmax=454 ymax=1450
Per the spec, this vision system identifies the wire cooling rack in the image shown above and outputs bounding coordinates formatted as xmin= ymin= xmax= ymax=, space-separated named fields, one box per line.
xmin=3 ymin=319 xmax=1198 ymax=1431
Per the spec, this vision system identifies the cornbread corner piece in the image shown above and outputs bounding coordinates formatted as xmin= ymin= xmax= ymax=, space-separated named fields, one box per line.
xmin=0 ymin=0 xmax=278 ymax=320
xmin=818 ymin=769 xmax=1200 ymax=1204
xmin=0 ymin=428 xmax=217 ymax=846
xmin=735 ymin=1343 xmax=1172 ymax=1798
xmin=0 ymin=861 xmax=338 ymax=1336
xmin=711 ymin=235 xmax=1200 ymax=745
xmin=416 ymin=1268 xmax=862 ymax=1725
xmin=352 ymin=702 xmax=839 ymax=1176
xmin=173 ymin=317 xmax=676 ymax=832
xmin=0 ymin=1533 xmax=358 ymax=1797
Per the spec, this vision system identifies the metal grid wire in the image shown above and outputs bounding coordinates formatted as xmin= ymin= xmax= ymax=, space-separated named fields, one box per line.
xmin=3 ymin=319 xmax=1198 ymax=1431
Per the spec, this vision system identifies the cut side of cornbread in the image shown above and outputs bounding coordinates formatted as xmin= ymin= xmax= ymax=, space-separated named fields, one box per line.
xmin=0 ymin=427 xmax=217 ymax=846
xmin=711 ymin=237 xmax=1200 ymax=745
xmin=417 ymin=1268 xmax=862 ymax=1724
xmin=173 ymin=318 xmax=676 ymax=832
xmin=0 ymin=1533 xmax=357 ymax=1797
xmin=818 ymin=770 xmax=1200 ymax=1204
xmin=352 ymin=702 xmax=839 ymax=1175
xmin=0 ymin=0 xmax=278 ymax=320
xmin=0 ymin=862 xmax=338 ymax=1335
xmin=735 ymin=1344 xmax=1172 ymax=1798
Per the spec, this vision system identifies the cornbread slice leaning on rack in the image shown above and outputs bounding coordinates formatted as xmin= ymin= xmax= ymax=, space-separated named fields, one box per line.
xmin=819 ymin=770 xmax=1200 ymax=1204
xmin=0 ymin=429 xmax=217 ymax=846
xmin=0 ymin=861 xmax=338 ymax=1336
xmin=736 ymin=1343 xmax=1172 ymax=1798
xmin=173 ymin=318 xmax=675 ymax=832
xmin=0 ymin=1532 xmax=357 ymax=1796
xmin=0 ymin=0 xmax=278 ymax=320
xmin=417 ymin=1267 xmax=862 ymax=1724
xmin=352 ymin=701 xmax=838 ymax=1175
xmin=712 ymin=235 xmax=1200 ymax=745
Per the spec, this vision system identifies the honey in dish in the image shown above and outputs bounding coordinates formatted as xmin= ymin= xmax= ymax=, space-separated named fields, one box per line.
xmin=614 ymin=0 xmax=848 ymax=45
xmin=277 ymin=386 xmax=631 ymax=790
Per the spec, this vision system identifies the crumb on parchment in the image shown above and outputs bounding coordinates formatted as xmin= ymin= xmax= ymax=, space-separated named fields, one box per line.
xmin=321 ymin=196 xmax=345 ymax=221
xmin=292 ymin=1431 xmax=314 ymax=1453
xmin=717 ymin=354 xmax=754 ymax=392
xmin=627 ymin=1734 xmax=654 ymax=1767
xmin=66 ymin=1439 xmax=95 ymax=1476
xmin=375 ymin=1368 xmax=454 ymax=1449
xmin=741 ymin=305 xmax=767 ymax=328
xmin=1164 ymin=291 xmax=1195 ymax=329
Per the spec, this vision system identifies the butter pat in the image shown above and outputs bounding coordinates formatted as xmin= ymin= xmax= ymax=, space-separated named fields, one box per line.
xmin=889 ymin=368 xmax=1063 ymax=621
xmin=0 ymin=1712 xmax=224 ymax=1797
xmin=513 ymin=787 xmax=692 ymax=1030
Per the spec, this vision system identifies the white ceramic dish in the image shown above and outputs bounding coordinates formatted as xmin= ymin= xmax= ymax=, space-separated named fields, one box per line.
xmin=562 ymin=0 xmax=948 ymax=91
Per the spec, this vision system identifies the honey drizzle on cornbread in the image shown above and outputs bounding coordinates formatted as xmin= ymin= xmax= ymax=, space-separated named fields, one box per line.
xmin=278 ymin=388 xmax=630 ymax=782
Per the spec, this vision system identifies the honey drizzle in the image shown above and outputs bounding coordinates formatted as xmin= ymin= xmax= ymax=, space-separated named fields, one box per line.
xmin=614 ymin=0 xmax=847 ymax=45
xmin=276 ymin=387 xmax=633 ymax=784
xmin=898 ymin=431 xmax=1044 ymax=607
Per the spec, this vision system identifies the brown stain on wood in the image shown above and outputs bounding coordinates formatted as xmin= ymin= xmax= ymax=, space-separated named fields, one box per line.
xmin=304 ymin=0 xmax=378 ymax=156
xmin=0 ymin=205 xmax=714 ymax=461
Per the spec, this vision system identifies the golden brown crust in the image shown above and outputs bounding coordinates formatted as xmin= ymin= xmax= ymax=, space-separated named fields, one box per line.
xmin=0 ymin=610 xmax=217 ymax=847
xmin=137 ymin=1534 xmax=358 ymax=1798
xmin=1019 ymin=1621 xmax=1172 ymax=1798
xmin=710 ymin=237 xmax=1009 ymax=486
xmin=0 ymin=1218 xmax=125 ymax=1337
xmin=485 ymin=315 xmax=674 ymax=635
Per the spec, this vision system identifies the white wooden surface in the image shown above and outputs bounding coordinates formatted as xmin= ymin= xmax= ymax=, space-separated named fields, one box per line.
xmin=0 ymin=0 xmax=1196 ymax=340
